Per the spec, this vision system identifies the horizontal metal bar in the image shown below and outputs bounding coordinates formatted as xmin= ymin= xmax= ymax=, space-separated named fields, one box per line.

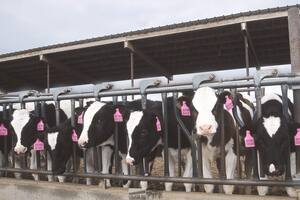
xmin=0 ymin=167 xmax=299 ymax=187
xmin=0 ymin=76 xmax=300 ymax=104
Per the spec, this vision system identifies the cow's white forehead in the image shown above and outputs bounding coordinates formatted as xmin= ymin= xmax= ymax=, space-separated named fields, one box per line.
xmin=48 ymin=132 xmax=59 ymax=150
xmin=192 ymin=87 xmax=218 ymax=113
xmin=127 ymin=111 xmax=143 ymax=136
xmin=78 ymin=101 xmax=106 ymax=143
xmin=126 ymin=111 xmax=143 ymax=160
xmin=11 ymin=109 xmax=31 ymax=145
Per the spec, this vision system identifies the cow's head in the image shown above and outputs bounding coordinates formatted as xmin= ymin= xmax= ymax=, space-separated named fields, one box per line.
xmin=78 ymin=102 xmax=130 ymax=149
xmin=11 ymin=109 xmax=45 ymax=154
xmin=11 ymin=103 xmax=67 ymax=155
xmin=254 ymin=95 xmax=292 ymax=177
xmin=126 ymin=108 xmax=163 ymax=166
xmin=0 ymin=111 xmax=13 ymax=154
xmin=47 ymin=107 xmax=85 ymax=175
xmin=192 ymin=87 xmax=232 ymax=138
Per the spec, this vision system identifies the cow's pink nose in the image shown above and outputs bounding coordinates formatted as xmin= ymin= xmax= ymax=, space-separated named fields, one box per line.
xmin=199 ymin=125 xmax=212 ymax=132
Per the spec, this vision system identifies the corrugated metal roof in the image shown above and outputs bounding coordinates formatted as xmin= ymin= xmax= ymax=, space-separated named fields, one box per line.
xmin=0 ymin=4 xmax=297 ymax=92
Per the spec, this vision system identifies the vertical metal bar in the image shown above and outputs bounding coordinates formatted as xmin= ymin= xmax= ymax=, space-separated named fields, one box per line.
xmin=253 ymin=87 xmax=261 ymax=179
xmin=177 ymin=125 xmax=181 ymax=177
xmin=281 ymin=84 xmax=292 ymax=180
xmin=2 ymin=104 xmax=8 ymax=176
xmin=172 ymin=92 xmax=197 ymax=177
xmin=9 ymin=104 xmax=15 ymax=168
xmin=71 ymin=99 xmax=77 ymax=175
xmin=34 ymin=102 xmax=41 ymax=175
xmin=113 ymin=96 xmax=120 ymax=174
xmin=231 ymin=89 xmax=241 ymax=179
xmin=79 ymin=99 xmax=84 ymax=108
xmin=41 ymin=101 xmax=47 ymax=170
xmin=55 ymin=101 xmax=60 ymax=126
xmin=288 ymin=7 xmax=300 ymax=174
xmin=162 ymin=93 xmax=169 ymax=176
xmin=130 ymin=52 xmax=135 ymax=100
xmin=94 ymin=98 xmax=102 ymax=173
xmin=219 ymin=89 xmax=226 ymax=193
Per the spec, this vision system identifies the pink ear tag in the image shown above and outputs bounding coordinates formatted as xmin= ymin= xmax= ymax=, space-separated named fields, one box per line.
xmin=0 ymin=124 xmax=8 ymax=136
xmin=294 ymin=128 xmax=300 ymax=146
xmin=72 ymin=129 xmax=78 ymax=142
xmin=181 ymin=101 xmax=191 ymax=116
xmin=225 ymin=96 xmax=233 ymax=111
xmin=244 ymin=130 xmax=255 ymax=148
xmin=33 ymin=139 xmax=44 ymax=151
xmin=37 ymin=120 xmax=44 ymax=131
xmin=156 ymin=117 xmax=162 ymax=132
xmin=77 ymin=112 xmax=83 ymax=124
xmin=114 ymin=108 xmax=123 ymax=122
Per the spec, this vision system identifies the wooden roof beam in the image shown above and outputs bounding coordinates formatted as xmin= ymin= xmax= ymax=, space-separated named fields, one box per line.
xmin=40 ymin=55 xmax=93 ymax=83
xmin=124 ymin=41 xmax=172 ymax=80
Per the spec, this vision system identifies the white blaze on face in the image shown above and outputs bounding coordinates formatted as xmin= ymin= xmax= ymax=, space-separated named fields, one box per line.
xmin=78 ymin=101 xmax=106 ymax=147
xmin=125 ymin=111 xmax=143 ymax=165
xmin=48 ymin=132 xmax=59 ymax=150
xmin=192 ymin=87 xmax=218 ymax=136
xmin=263 ymin=116 xmax=281 ymax=138
xmin=11 ymin=109 xmax=30 ymax=154
xmin=269 ymin=163 xmax=276 ymax=173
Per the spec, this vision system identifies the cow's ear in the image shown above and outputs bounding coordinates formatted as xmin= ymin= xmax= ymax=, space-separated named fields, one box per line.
xmin=217 ymin=91 xmax=232 ymax=104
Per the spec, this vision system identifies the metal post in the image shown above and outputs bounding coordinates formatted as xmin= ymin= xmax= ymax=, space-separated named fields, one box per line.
xmin=162 ymin=93 xmax=169 ymax=176
xmin=177 ymin=125 xmax=181 ymax=177
xmin=2 ymin=104 xmax=8 ymax=176
xmin=113 ymin=96 xmax=120 ymax=175
xmin=47 ymin=63 xmax=50 ymax=93
xmin=71 ymin=99 xmax=78 ymax=175
xmin=288 ymin=7 xmax=300 ymax=174
xmin=281 ymin=84 xmax=292 ymax=180
xmin=34 ymin=101 xmax=41 ymax=176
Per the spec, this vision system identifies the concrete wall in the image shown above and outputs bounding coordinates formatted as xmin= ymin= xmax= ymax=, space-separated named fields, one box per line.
xmin=0 ymin=178 xmax=297 ymax=200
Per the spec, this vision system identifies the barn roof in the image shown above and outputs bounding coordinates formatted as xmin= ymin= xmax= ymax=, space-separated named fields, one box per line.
xmin=0 ymin=5 xmax=298 ymax=92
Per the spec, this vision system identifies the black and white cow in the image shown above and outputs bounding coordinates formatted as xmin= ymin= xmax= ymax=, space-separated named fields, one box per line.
xmin=46 ymin=106 xmax=85 ymax=177
xmin=11 ymin=103 xmax=68 ymax=181
xmin=192 ymin=87 xmax=254 ymax=194
xmin=125 ymin=96 xmax=195 ymax=192
xmin=253 ymin=93 xmax=298 ymax=197
xmin=77 ymin=101 xmax=131 ymax=187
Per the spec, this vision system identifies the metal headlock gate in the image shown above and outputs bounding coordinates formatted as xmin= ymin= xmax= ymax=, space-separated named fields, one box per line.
xmin=0 ymin=5 xmax=299 ymax=199
xmin=0 ymin=69 xmax=300 ymax=190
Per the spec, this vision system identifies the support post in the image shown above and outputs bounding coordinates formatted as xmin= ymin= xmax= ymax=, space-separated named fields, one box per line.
xmin=288 ymin=7 xmax=300 ymax=174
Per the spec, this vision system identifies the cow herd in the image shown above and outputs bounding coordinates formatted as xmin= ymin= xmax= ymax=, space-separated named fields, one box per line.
xmin=0 ymin=86 xmax=298 ymax=197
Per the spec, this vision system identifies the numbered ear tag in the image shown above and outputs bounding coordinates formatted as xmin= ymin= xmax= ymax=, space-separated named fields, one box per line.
xmin=0 ymin=124 xmax=8 ymax=136
xmin=156 ymin=117 xmax=162 ymax=132
xmin=114 ymin=108 xmax=123 ymax=122
xmin=244 ymin=130 xmax=255 ymax=148
xmin=33 ymin=139 xmax=44 ymax=151
xmin=294 ymin=128 xmax=300 ymax=146
xmin=225 ymin=96 xmax=233 ymax=111
xmin=77 ymin=112 xmax=83 ymax=124
xmin=37 ymin=120 xmax=44 ymax=131
xmin=72 ymin=129 xmax=78 ymax=142
xmin=181 ymin=101 xmax=191 ymax=116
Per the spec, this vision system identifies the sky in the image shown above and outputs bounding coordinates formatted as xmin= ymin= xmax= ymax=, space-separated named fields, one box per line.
xmin=0 ymin=0 xmax=299 ymax=54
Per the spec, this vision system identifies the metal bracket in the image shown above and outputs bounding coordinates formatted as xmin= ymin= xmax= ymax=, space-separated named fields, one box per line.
xmin=139 ymin=79 xmax=161 ymax=95
xmin=52 ymin=88 xmax=71 ymax=102
xmin=94 ymin=83 xmax=112 ymax=99
xmin=254 ymin=69 xmax=278 ymax=87
xmin=192 ymin=74 xmax=215 ymax=90
xmin=18 ymin=90 xmax=39 ymax=103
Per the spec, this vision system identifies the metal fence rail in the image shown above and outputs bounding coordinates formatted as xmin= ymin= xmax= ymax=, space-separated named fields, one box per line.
xmin=0 ymin=71 xmax=300 ymax=192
